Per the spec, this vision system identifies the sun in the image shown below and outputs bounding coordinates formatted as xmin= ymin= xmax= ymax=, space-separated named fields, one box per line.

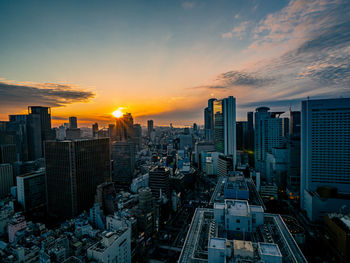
xmin=112 ymin=108 xmax=123 ymax=118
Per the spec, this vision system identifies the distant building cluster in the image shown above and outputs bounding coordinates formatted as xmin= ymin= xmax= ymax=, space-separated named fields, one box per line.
xmin=0 ymin=96 xmax=349 ymax=262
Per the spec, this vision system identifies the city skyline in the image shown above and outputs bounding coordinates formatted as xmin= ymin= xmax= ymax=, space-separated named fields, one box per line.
xmin=1 ymin=0 xmax=350 ymax=126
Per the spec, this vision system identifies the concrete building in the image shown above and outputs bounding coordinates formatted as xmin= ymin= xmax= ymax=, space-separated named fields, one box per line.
xmin=16 ymin=170 xmax=46 ymax=212
xmin=149 ymin=166 xmax=170 ymax=199
xmin=266 ymin=147 xmax=288 ymax=187
xmin=0 ymin=164 xmax=13 ymax=198
xmin=324 ymin=213 xmax=350 ymax=262
xmin=301 ymin=98 xmax=350 ymax=221
xmin=254 ymin=107 xmax=283 ymax=178
xmin=87 ymin=229 xmax=131 ymax=263
xmin=66 ymin=128 xmax=81 ymax=140
xmin=213 ymin=200 xmax=264 ymax=233
xmin=179 ymin=201 xmax=306 ymax=263
xmin=8 ymin=213 xmax=26 ymax=243
xmin=217 ymin=155 xmax=233 ymax=177
xmin=45 ymin=138 xmax=111 ymax=219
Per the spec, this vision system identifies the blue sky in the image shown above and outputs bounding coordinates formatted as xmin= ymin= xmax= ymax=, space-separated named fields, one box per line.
xmin=0 ymin=0 xmax=349 ymax=126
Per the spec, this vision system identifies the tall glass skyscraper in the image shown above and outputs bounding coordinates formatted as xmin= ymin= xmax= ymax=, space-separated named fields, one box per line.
xmin=213 ymin=96 xmax=236 ymax=168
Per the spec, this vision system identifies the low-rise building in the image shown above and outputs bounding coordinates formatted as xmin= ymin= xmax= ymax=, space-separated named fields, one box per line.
xmin=87 ymin=228 xmax=131 ymax=263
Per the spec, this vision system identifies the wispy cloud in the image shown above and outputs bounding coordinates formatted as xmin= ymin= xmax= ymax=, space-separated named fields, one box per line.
xmin=182 ymin=1 xmax=195 ymax=10
xmin=0 ymin=79 xmax=95 ymax=110
xmin=212 ymin=0 xmax=350 ymax=112
xmin=222 ymin=21 xmax=251 ymax=39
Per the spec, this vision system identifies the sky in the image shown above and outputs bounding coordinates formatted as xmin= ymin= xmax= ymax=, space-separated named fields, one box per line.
xmin=1 ymin=0 xmax=350 ymax=127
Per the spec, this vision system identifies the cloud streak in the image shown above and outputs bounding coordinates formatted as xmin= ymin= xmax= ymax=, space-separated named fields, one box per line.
xmin=0 ymin=80 xmax=95 ymax=110
xmin=199 ymin=0 xmax=350 ymax=113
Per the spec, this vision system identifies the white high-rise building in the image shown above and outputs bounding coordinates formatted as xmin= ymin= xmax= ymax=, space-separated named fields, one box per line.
xmin=213 ymin=96 xmax=236 ymax=168
xmin=300 ymin=98 xmax=350 ymax=220
xmin=254 ymin=107 xmax=283 ymax=177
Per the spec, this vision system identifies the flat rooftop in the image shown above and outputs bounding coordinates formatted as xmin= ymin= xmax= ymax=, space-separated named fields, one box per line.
xmin=210 ymin=176 xmax=265 ymax=210
xmin=259 ymin=242 xmax=282 ymax=257
xmin=209 ymin=238 xmax=226 ymax=249
xmin=178 ymin=208 xmax=307 ymax=263
xmin=225 ymin=200 xmax=249 ymax=217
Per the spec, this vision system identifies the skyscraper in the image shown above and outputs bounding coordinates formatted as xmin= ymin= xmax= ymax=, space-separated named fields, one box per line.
xmin=111 ymin=140 xmax=136 ymax=189
xmin=28 ymin=106 xmax=55 ymax=158
xmin=45 ymin=138 xmax=111 ymax=218
xmin=254 ymin=107 xmax=283 ymax=177
xmin=289 ymin=110 xmax=301 ymax=136
xmin=69 ymin=116 xmax=78 ymax=129
xmin=213 ymin=96 xmax=236 ymax=168
xmin=204 ymin=98 xmax=216 ymax=142
xmin=92 ymin=123 xmax=99 ymax=138
xmin=147 ymin=120 xmax=154 ymax=137
xmin=115 ymin=113 xmax=134 ymax=141
xmin=132 ymin=124 xmax=142 ymax=150
xmin=300 ymin=98 xmax=350 ymax=221
xmin=247 ymin=111 xmax=254 ymax=150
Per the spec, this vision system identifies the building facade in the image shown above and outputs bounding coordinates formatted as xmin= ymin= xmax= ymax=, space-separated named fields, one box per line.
xmin=45 ymin=138 xmax=111 ymax=218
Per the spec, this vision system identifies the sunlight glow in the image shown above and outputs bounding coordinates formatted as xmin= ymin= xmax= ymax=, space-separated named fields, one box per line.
xmin=112 ymin=108 xmax=123 ymax=118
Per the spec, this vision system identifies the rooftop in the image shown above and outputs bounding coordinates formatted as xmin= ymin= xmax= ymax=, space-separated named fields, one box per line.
xmin=225 ymin=200 xmax=249 ymax=217
xmin=178 ymin=208 xmax=307 ymax=263
xmin=209 ymin=238 xmax=226 ymax=249
xmin=259 ymin=242 xmax=282 ymax=257
xmin=210 ymin=176 xmax=265 ymax=210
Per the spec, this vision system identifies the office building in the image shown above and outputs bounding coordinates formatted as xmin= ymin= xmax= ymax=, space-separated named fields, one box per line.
xmin=147 ymin=120 xmax=154 ymax=137
xmin=246 ymin=111 xmax=254 ymax=150
xmin=0 ymin=164 xmax=13 ymax=198
xmin=0 ymin=144 xmax=17 ymax=164
xmin=95 ymin=182 xmax=117 ymax=215
xmin=213 ymin=96 xmax=236 ymax=168
xmin=179 ymin=134 xmax=192 ymax=150
xmin=111 ymin=140 xmax=136 ymax=189
xmin=217 ymin=155 xmax=233 ymax=177
xmin=3 ymin=115 xmax=29 ymax=161
xmin=132 ymin=124 xmax=142 ymax=150
xmin=254 ymin=107 xmax=283 ymax=178
xmin=301 ymin=98 xmax=350 ymax=221
xmin=16 ymin=170 xmax=46 ymax=212
xmin=115 ymin=113 xmax=134 ymax=141
xmin=289 ymin=110 xmax=301 ymax=136
xmin=137 ymin=187 xmax=155 ymax=236
xmin=87 ymin=228 xmax=131 ymax=263
xmin=69 ymin=117 xmax=78 ymax=129
xmin=28 ymin=106 xmax=56 ymax=155
xmin=66 ymin=128 xmax=81 ymax=140
xmin=324 ymin=213 xmax=350 ymax=262
xmin=266 ymin=147 xmax=288 ymax=187
xmin=149 ymin=166 xmax=170 ymax=199
xmin=45 ymin=138 xmax=111 ymax=219
xmin=282 ymin=117 xmax=289 ymax=138
xmin=236 ymin=121 xmax=247 ymax=151
xmin=7 ymin=113 xmax=41 ymax=161
xmin=8 ymin=213 xmax=27 ymax=243
xmin=92 ymin=123 xmax=99 ymax=138
xmin=179 ymin=199 xmax=306 ymax=263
